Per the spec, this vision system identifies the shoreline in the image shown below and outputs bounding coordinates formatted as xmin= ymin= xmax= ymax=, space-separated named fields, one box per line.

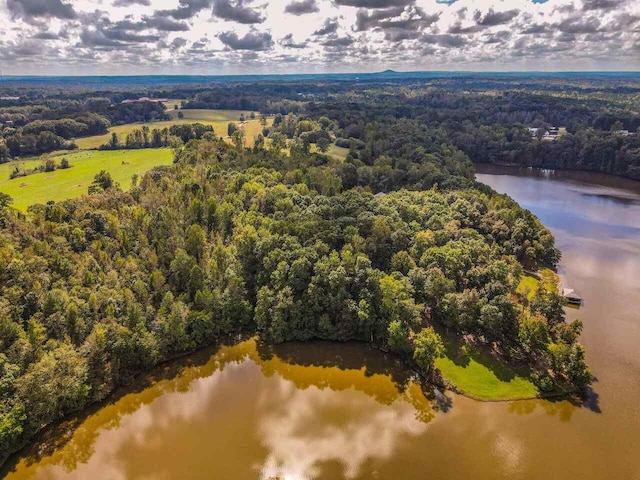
xmin=1 ymin=331 xmax=578 ymax=472
xmin=474 ymin=162 xmax=640 ymax=190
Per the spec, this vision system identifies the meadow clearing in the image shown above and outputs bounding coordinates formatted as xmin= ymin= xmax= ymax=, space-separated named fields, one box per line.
xmin=0 ymin=149 xmax=173 ymax=211
xmin=310 ymin=143 xmax=350 ymax=160
xmin=1 ymin=109 xmax=269 ymax=210
xmin=75 ymin=109 xmax=268 ymax=149
xmin=0 ymin=108 xmax=343 ymax=212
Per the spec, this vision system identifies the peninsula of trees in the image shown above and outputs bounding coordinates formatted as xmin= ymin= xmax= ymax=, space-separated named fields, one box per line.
xmin=0 ymin=114 xmax=591 ymax=465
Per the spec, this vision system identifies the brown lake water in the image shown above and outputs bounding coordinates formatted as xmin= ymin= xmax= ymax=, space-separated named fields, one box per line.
xmin=3 ymin=165 xmax=640 ymax=480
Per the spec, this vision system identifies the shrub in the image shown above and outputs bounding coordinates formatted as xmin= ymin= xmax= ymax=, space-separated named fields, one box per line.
xmin=44 ymin=158 xmax=56 ymax=172
xmin=533 ymin=373 xmax=555 ymax=392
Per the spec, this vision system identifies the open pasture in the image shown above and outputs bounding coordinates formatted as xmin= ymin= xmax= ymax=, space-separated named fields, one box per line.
xmin=0 ymin=149 xmax=173 ymax=211
xmin=75 ymin=109 xmax=267 ymax=149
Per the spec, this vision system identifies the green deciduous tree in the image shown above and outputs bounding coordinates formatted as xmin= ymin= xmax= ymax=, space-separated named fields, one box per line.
xmin=413 ymin=327 xmax=445 ymax=374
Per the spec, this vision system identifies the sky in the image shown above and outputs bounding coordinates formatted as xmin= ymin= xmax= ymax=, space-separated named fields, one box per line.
xmin=0 ymin=0 xmax=638 ymax=75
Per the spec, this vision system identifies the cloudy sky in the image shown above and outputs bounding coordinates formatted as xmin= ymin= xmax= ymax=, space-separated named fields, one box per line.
xmin=0 ymin=0 xmax=638 ymax=75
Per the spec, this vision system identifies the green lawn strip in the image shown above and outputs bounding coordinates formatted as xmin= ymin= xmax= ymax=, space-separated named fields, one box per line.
xmin=0 ymin=149 xmax=173 ymax=211
xmin=161 ymin=99 xmax=187 ymax=109
xmin=167 ymin=109 xmax=257 ymax=122
xmin=0 ymin=158 xmax=44 ymax=179
xmin=325 ymin=144 xmax=350 ymax=161
xmin=434 ymin=331 xmax=539 ymax=401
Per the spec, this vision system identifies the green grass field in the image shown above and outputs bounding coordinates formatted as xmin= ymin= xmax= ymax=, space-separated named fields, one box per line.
xmin=75 ymin=109 xmax=268 ymax=149
xmin=517 ymin=274 xmax=540 ymax=300
xmin=435 ymin=332 xmax=539 ymax=401
xmin=516 ymin=268 xmax=558 ymax=300
xmin=309 ymin=143 xmax=350 ymax=161
xmin=540 ymin=269 xmax=558 ymax=292
xmin=326 ymin=144 xmax=350 ymax=161
xmin=161 ymin=99 xmax=187 ymax=109
xmin=0 ymin=149 xmax=173 ymax=211
xmin=2 ymin=110 xmax=272 ymax=211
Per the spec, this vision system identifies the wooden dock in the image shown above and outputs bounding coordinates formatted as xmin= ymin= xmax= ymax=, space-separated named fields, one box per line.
xmin=562 ymin=288 xmax=582 ymax=305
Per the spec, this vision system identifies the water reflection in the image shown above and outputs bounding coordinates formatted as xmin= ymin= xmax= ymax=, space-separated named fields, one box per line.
xmin=506 ymin=398 xmax=579 ymax=421
xmin=3 ymin=338 xmax=439 ymax=480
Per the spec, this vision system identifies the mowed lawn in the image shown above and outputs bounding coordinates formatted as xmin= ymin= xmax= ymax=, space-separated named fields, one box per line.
xmin=75 ymin=109 xmax=268 ymax=149
xmin=0 ymin=149 xmax=173 ymax=211
xmin=516 ymin=268 xmax=559 ymax=300
xmin=516 ymin=274 xmax=540 ymax=301
xmin=161 ymin=99 xmax=187 ymax=109
xmin=437 ymin=268 xmax=558 ymax=400
xmin=435 ymin=333 xmax=539 ymax=401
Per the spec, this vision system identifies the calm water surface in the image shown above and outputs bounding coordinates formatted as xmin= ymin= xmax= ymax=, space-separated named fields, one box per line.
xmin=4 ymin=166 xmax=640 ymax=480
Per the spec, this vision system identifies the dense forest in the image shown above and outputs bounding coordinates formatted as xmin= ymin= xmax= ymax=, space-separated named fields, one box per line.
xmin=154 ymin=79 xmax=640 ymax=179
xmin=2 ymin=75 xmax=639 ymax=177
xmin=0 ymin=125 xmax=591 ymax=465
xmin=299 ymin=88 xmax=640 ymax=180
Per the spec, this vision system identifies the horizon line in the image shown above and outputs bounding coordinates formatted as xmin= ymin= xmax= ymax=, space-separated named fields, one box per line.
xmin=2 ymin=70 xmax=640 ymax=79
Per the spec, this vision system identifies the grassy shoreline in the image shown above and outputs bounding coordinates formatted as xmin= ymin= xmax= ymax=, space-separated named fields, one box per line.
xmin=434 ymin=268 xmax=563 ymax=401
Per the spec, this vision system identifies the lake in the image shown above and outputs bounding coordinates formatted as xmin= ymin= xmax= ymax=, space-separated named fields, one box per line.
xmin=4 ymin=165 xmax=640 ymax=479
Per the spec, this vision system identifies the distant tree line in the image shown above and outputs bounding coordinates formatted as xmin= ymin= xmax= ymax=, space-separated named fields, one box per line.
xmin=3 ymin=77 xmax=639 ymax=178
xmin=1 ymin=101 xmax=169 ymax=160
xmin=2 ymin=131 xmax=77 ymax=158
xmin=303 ymin=87 xmax=640 ymax=181
xmin=451 ymin=125 xmax=640 ymax=179
xmin=99 ymin=123 xmax=214 ymax=150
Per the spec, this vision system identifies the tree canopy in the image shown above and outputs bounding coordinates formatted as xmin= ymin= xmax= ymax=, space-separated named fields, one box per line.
xmin=0 ymin=132 xmax=591 ymax=465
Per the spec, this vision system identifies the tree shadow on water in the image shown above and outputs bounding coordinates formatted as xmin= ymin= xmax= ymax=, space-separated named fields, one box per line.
xmin=506 ymin=374 xmax=601 ymax=422
xmin=431 ymin=387 xmax=453 ymax=413
xmin=581 ymin=379 xmax=602 ymax=414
